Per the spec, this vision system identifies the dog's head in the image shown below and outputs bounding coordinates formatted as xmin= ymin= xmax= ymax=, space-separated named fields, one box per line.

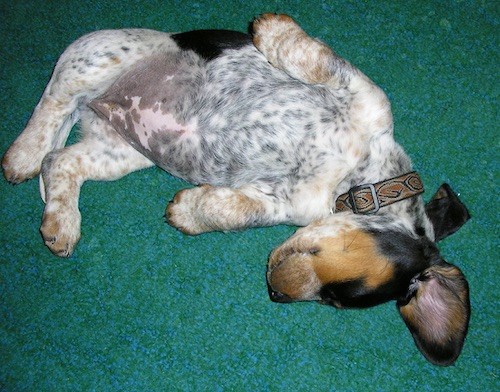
xmin=267 ymin=184 xmax=470 ymax=366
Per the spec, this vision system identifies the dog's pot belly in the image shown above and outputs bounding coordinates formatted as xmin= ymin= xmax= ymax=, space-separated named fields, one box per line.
xmin=90 ymin=43 xmax=354 ymax=189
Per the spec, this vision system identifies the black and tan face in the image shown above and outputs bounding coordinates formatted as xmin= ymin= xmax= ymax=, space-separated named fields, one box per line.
xmin=267 ymin=217 xmax=430 ymax=307
xmin=267 ymin=184 xmax=471 ymax=366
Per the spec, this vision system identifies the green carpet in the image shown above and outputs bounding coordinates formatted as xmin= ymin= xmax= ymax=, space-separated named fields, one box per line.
xmin=0 ymin=1 xmax=498 ymax=391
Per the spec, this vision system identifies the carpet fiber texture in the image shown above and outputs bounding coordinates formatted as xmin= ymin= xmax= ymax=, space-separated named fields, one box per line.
xmin=0 ymin=1 xmax=498 ymax=391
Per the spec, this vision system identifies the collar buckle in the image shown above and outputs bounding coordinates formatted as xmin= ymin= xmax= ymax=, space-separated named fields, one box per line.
xmin=348 ymin=183 xmax=380 ymax=214
xmin=335 ymin=171 xmax=424 ymax=214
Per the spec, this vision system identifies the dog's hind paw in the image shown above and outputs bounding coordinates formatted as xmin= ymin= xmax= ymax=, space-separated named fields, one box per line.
xmin=40 ymin=210 xmax=81 ymax=257
xmin=2 ymin=143 xmax=42 ymax=184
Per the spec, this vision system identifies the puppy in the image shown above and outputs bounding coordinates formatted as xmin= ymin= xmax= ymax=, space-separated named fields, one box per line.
xmin=2 ymin=14 xmax=471 ymax=365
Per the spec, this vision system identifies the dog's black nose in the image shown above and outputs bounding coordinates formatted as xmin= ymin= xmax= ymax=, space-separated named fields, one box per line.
xmin=268 ymin=286 xmax=294 ymax=303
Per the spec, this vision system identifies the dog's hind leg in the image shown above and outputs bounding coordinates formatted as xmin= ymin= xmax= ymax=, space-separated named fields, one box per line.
xmin=2 ymin=35 xmax=121 ymax=184
xmin=2 ymin=85 xmax=82 ymax=184
xmin=39 ymin=109 xmax=153 ymax=257
xmin=2 ymin=29 xmax=173 ymax=185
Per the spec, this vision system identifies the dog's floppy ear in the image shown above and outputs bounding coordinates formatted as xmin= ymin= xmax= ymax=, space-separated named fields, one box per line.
xmin=397 ymin=262 xmax=470 ymax=366
xmin=425 ymin=183 xmax=471 ymax=242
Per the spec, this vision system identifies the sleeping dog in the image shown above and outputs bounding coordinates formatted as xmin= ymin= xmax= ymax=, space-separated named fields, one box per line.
xmin=2 ymin=14 xmax=471 ymax=366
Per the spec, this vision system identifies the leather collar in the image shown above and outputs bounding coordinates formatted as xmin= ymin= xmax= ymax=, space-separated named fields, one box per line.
xmin=335 ymin=171 xmax=424 ymax=214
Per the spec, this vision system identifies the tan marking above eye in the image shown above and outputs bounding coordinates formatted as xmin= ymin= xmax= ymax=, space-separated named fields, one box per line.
xmin=312 ymin=229 xmax=394 ymax=288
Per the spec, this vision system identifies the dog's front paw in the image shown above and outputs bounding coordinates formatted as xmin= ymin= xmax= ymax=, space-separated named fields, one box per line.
xmin=166 ymin=185 xmax=213 ymax=235
xmin=252 ymin=13 xmax=334 ymax=84
xmin=40 ymin=209 xmax=81 ymax=257
xmin=252 ymin=13 xmax=302 ymax=64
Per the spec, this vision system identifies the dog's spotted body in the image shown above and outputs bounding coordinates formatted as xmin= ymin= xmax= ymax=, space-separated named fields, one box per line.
xmin=2 ymin=14 xmax=470 ymax=366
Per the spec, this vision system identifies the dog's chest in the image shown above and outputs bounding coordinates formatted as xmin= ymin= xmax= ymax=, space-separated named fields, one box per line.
xmin=90 ymin=46 xmax=354 ymax=186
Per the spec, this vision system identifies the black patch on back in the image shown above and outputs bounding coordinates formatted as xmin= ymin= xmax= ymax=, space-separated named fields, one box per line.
xmin=172 ymin=30 xmax=252 ymax=61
